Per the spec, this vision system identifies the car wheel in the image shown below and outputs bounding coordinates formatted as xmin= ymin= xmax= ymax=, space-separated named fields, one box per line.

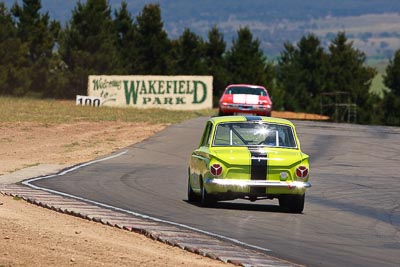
xmin=279 ymin=194 xmax=305 ymax=213
xmin=218 ymin=109 xmax=224 ymax=116
xmin=187 ymin=173 xmax=200 ymax=202
xmin=200 ymin=181 xmax=215 ymax=207
xmin=279 ymin=195 xmax=289 ymax=208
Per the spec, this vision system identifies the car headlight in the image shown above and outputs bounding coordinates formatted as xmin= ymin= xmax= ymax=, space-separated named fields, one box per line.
xmin=280 ymin=172 xmax=288 ymax=180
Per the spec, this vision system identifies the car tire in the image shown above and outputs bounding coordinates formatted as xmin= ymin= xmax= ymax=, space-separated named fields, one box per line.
xmin=279 ymin=194 xmax=305 ymax=213
xmin=279 ymin=195 xmax=289 ymax=208
xmin=187 ymin=174 xmax=200 ymax=203
xmin=200 ymin=181 xmax=215 ymax=207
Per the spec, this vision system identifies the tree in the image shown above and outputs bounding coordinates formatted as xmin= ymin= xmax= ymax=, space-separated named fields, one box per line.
xmin=114 ymin=1 xmax=138 ymax=74
xmin=381 ymin=93 xmax=400 ymax=126
xmin=383 ymin=49 xmax=400 ymax=97
xmin=59 ymin=0 xmax=121 ymax=98
xmin=276 ymin=42 xmax=295 ymax=111
xmin=0 ymin=3 xmax=30 ymax=96
xmin=171 ymin=28 xmax=206 ymax=75
xmin=382 ymin=49 xmax=400 ymax=125
xmin=133 ymin=4 xmax=171 ymax=75
xmin=326 ymin=32 xmax=376 ymax=123
xmin=11 ymin=0 xmax=60 ymax=96
xmin=277 ymin=34 xmax=327 ymax=112
xmin=225 ymin=27 xmax=271 ymax=86
xmin=204 ymin=26 xmax=229 ymax=105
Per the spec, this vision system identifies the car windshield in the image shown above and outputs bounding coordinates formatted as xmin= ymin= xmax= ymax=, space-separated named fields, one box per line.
xmin=213 ymin=122 xmax=297 ymax=148
xmin=226 ymin=87 xmax=267 ymax=96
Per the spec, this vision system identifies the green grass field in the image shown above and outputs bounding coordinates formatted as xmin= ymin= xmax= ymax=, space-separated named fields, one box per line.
xmin=0 ymin=97 xmax=217 ymax=124
xmin=370 ymin=73 xmax=389 ymax=97
xmin=367 ymin=59 xmax=390 ymax=97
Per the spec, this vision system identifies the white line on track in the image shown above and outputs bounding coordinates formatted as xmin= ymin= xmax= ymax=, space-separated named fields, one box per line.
xmin=22 ymin=150 xmax=271 ymax=253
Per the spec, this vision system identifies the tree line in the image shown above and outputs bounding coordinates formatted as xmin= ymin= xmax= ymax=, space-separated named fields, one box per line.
xmin=0 ymin=0 xmax=399 ymax=126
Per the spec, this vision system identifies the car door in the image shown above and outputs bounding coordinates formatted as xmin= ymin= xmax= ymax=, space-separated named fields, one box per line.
xmin=190 ymin=121 xmax=214 ymax=191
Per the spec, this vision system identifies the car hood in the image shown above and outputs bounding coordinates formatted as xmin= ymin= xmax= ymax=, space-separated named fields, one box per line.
xmin=210 ymin=147 xmax=307 ymax=167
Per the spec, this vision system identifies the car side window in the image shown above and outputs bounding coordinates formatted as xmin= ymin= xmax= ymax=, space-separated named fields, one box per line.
xmin=213 ymin=124 xmax=231 ymax=145
xmin=200 ymin=122 xmax=213 ymax=147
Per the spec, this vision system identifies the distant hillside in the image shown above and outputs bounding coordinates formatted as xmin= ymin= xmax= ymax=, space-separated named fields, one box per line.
xmin=3 ymin=0 xmax=400 ymax=58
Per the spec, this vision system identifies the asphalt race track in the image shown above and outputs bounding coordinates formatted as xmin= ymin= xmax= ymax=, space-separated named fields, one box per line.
xmin=30 ymin=117 xmax=400 ymax=267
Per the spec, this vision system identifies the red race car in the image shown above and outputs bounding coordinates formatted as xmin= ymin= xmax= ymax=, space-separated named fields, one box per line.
xmin=218 ymin=84 xmax=273 ymax=116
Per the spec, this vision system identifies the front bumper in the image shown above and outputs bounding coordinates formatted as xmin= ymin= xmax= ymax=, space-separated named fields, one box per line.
xmin=205 ymin=178 xmax=311 ymax=189
xmin=219 ymin=104 xmax=272 ymax=115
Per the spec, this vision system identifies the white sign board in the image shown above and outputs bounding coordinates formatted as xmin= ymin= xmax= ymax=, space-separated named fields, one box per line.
xmin=87 ymin=75 xmax=213 ymax=110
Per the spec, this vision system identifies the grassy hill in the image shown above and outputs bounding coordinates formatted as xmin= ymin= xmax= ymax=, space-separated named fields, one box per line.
xmin=3 ymin=0 xmax=400 ymax=59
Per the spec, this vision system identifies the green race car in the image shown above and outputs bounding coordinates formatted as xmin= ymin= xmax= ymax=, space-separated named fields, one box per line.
xmin=188 ymin=116 xmax=311 ymax=213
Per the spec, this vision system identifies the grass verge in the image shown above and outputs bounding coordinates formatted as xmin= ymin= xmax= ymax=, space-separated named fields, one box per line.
xmin=0 ymin=97 xmax=217 ymax=124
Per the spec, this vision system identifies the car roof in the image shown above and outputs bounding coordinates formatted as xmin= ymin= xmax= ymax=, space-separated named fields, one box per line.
xmin=226 ymin=84 xmax=266 ymax=89
xmin=209 ymin=116 xmax=295 ymax=127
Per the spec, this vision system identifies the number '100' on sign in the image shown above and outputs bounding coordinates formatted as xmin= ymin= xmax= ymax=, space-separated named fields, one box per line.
xmin=76 ymin=95 xmax=102 ymax=107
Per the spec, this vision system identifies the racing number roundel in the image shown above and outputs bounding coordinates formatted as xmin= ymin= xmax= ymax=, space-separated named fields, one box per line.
xmin=210 ymin=164 xmax=222 ymax=176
